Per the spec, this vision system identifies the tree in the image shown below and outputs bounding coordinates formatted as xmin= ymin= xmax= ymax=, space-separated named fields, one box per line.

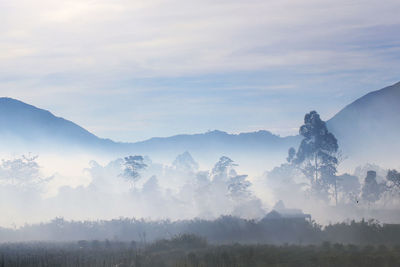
xmin=266 ymin=160 xmax=306 ymax=207
xmin=211 ymin=156 xmax=237 ymax=182
xmin=385 ymin=169 xmax=400 ymax=200
xmin=0 ymin=154 xmax=48 ymax=189
xmin=336 ymin=173 xmax=361 ymax=204
xmin=361 ymin=171 xmax=384 ymax=205
xmin=292 ymin=111 xmax=339 ymax=203
xmin=172 ymin=151 xmax=199 ymax=172
xmin=121 ymin=155 xmax=147 ymax=188
xmin=386 ymin=169 xmax=400 ymax=189
xmin=287 ymin=147 xmax=296 ymax=163
xmin=227 ymin=173 xmax=264 ymax=218
xmin=228 ymin=174 xmax=251 ymax=200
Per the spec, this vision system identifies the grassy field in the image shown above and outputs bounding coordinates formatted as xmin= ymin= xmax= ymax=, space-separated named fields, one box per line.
xmin=1 ymin=235 xmax=400 ymax=267
xmin=1 ymin=217 xmax=400 ymax=266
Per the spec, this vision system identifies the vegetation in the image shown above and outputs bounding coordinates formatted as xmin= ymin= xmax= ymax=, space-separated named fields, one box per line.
xmin=274 ymin=110 xmax=400 ymax=208
xmin=289 ymin=110 xmax=340 ymax=204
xmin=0 ymin=110 xmax=399 ymax=266
xmin=121 ymin=155 xmax=147 ymax=188
xmin=0 ymin=234 xmax=400 ymax=267
xmin=1 ymin=216 xmax=400 ymax=247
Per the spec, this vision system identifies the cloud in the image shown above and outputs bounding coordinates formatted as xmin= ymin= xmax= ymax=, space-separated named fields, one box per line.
xmin=0 ymin=0 xmax=399 ymax=141
xmin=2 ymin=0 xmax=399 ymax=77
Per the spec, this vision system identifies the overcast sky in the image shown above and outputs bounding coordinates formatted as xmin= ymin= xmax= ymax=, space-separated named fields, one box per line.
xmin=1 ymin=0 xmax=399 ymax=142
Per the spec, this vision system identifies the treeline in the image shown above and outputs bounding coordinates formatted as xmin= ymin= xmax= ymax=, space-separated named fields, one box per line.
xmin=1 ymin=235 xmax=400 ymax=267
xmin=271 ymin=111 xmax=400 ymax=207
xmin=1 ymin=215 xmax=400 ymax=246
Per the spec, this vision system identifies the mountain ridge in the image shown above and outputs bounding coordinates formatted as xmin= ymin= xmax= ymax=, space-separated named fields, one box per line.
xmin=0 ymin=97 xmax=116 ymax=150
xmin=325 ymin=81 xmax=400 ymax=167
xmin=0 ymin=81 xmax=399 ymax=167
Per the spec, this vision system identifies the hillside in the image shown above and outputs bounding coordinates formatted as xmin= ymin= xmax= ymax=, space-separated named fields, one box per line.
xmin=128 ymin=130 xmax=299 ymax=168
xmin=0 ymin=97 xmax=116 ymax=151
xmin=0 ymin=97 xmax=297 ymax=167
xmin=327 ymin=81 xmax=400 ymax=164
xmin=0 ymin=80 xmax=399 ymax=168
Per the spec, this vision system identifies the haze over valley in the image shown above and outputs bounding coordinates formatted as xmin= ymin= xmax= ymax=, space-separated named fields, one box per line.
xmin=1 ymin=1 xmax=400 ymax=265
xmin=0 ymin=82 xmax=399 ymax=228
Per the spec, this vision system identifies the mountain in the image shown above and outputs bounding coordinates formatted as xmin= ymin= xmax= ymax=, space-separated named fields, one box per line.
xmin=128 ymin=130 xmax=299 ymax=168
xmin=0 ymin=81 xmax=399 ymax=169
xmin=131 ymin=81 xmax=400 ymax=166
xmin=131 ymin=130 xmax=297 ymax=155
xmin=327 ymin=81 xmax=400 ymax=165
xmin=0 ymin=97 xmax=298 ymax=168
xmin=0 ymin=97 xmax=116 ymax=151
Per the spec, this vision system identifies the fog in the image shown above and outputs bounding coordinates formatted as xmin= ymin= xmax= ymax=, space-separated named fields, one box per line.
xmin=0 ymin=98 xmax=399 ymax=242
xmin=0 ymin=146 xmax=399 ymax=231
xmin=0 ymin=151 xmax=266 ymax=227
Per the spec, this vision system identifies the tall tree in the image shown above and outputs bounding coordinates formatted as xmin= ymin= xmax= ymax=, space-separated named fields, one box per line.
xmin=293 ymin=111 xmax=339 ymax=203
xmin=228 ymin=174 xmax=251 ymax=200
xmin=386 ymin=169 xmax=400 ymax=199
xmin=0 ymin=154 xmax=48 ymax=188
xmin=287 ymin=147 xmax=296 ymax=163
xmin=211 ymin=156 xmax=237 ymax=182
xmin=121 ymin=155 xmax=147 ymax=188
xmin=361 ymin=170 xmax=384 ymax=205
xmin=386 ymin=169 xmax=400 ymax=189
xmin=336 ymin=173 xmax=361 ymax=204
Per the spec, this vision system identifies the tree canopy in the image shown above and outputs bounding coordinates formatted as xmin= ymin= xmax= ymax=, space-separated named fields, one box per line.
xmin=290 ymin=111 xmax=339 ymax=203
xmin=122 ymin=155 xmax=147 ymax=186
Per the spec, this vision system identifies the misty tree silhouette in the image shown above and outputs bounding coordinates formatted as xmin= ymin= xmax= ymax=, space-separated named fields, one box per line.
xmin=121 ymin=155 xmax=147 ymax=189
xmin=290 ymin=111 xmax=340 ymax=204
xmin=387 ymin=169 xmax=400 ymax=189
xmin=361 ymin=171 xmax=384 ymax=205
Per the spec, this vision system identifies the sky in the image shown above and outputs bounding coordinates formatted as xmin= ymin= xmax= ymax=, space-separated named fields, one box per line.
xmin=0 ymin=0 xmax=400 ymax=142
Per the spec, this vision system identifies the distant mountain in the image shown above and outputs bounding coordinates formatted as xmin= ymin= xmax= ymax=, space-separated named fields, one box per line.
xmin=0 ymin=97 xmax=116 ymax=151
xmin=128 ymin=130 xmax=299 ymax=168
xmin=131 ymin=130 xmax=297 ymax=155
xmin=327 ymin=81 xmax=400 ymax=165
xmin=1 ymin=81 xmax=399 ymax=168
xmin=131 ymin=81 xmax=400 ymax=166
xmin=0 ymin=97 xmax=298 ymax=168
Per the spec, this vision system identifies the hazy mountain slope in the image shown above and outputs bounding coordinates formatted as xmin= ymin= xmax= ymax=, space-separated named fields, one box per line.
xmin=2 ymin=79 xmax=399 ymax=169
xmin=0 ymin=97 xmax=116 ymax=150
xmin=132 ymin=81 xmax=400 ymax=166
xmin=130 ymin=130 xmax=297 ymax=153
xmin=0 ymin=97 xmax=298 ymax=167
xmin=327 ymin=81 xmax=400 ymax=165
xmin=128 ymin=130 xmax=300 ymax=168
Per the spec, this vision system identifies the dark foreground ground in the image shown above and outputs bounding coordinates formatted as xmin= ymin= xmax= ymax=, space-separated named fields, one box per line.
xmin=1 ymin=235 xmax=400 ymax=267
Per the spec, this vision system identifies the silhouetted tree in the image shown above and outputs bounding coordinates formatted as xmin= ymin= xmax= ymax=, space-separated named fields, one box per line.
xmin=287 ymin=147 xmax=296 ymax=163
xmin=211 ymin=156 xmax=237 ymax=182
xmin=266 ymin=162 xmax=305 ymax=206
xmin=293 ymin=111 xmax=339 ymax=203
xmin=122 ymin=155 xmax=147 ymax=188
xmin=361 ymin=171 xmax=384 ymax=205
xmin=336 ymin=173 xmax=360 ymax=204
xmin=386 ymin=169 xmax=400 ymax=189
xmin=385 ymin=169 xmax=400 ymax=201
xmin=228 ymin=175 xmax=251 ymax=200
xmin=173 ymin=151 xmax=199 ymax=172
xmin=0 ymin=154 xmax=52 ymax=189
